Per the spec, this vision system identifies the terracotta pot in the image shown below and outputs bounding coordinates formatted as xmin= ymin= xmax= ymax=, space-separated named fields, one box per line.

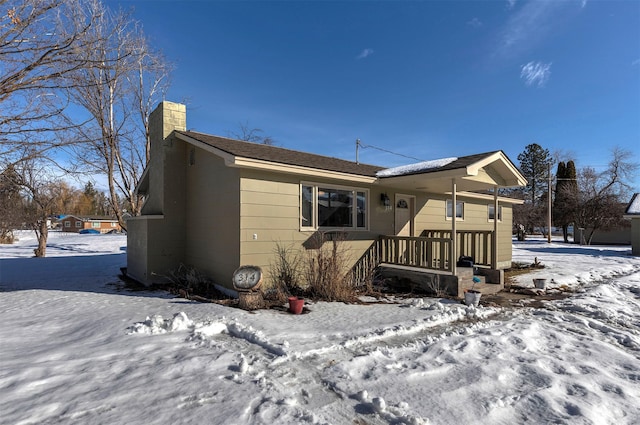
xmin=288 ymin=296 xmax=304 ymax=314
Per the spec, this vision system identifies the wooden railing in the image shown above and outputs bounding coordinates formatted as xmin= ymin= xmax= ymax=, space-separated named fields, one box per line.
xmin=350 ymin=230 xmax=494 ymax=285
xmin=420 ymin=230 xmax=494 ymax=268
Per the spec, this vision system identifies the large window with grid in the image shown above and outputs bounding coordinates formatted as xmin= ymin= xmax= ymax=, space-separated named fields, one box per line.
xmin=301 ymin=183 xmax=368 ymax=230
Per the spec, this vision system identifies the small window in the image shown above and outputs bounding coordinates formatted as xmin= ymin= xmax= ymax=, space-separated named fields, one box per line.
xmin=92 ymin=222 xmax=100 ymax=228
xmin=111 ymin=222 xmax=117 ymax=227
xmin=75 ymin=221 xmax=81 ymax=228
xmin=301 ymin=183 xmax=368 ymax=230
xmin=446 ymin=199 xmax=464 ymax=220
xmin=488 ymin=204 xmax=502 ymax=221
xmin=65 ymin=221 xmax=71 ymax=228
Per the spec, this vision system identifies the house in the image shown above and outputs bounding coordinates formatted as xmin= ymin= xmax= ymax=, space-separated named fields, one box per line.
xmin=127 ymin=101 xmax=527 ymax=296
xmin=58 ymin=215 xmax=122 ymax=234
xmin=624 ymin=193 xmax=640 ymax=256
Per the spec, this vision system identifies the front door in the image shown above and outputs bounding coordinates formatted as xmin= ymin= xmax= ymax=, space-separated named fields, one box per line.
xmin=394 ymin=194 xmax=415 ymax=236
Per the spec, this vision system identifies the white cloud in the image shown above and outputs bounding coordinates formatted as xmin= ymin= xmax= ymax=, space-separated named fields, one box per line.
xmin=494 ymin=0 xmax=585 ymax=60
xmin=506 ymin=0 xmax=517 ymax=10
xmin=581 ymin=0 xmax=588 ymax=8
xmin=520 ymin=61 xmax=552 ymax=87
xmin=467 ymin=17 xmax=482 ymax=28
xmin=356 ymin=48 xmax=374 ymax=60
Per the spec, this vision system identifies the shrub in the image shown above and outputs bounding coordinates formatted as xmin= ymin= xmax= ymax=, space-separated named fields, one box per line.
xmin=267 ymin=242 xmax=304 ymax=303
xmin=167 ymin=264 xmax=221 ymax=300
xmin=303 ymin=232 xmax=357 ymax=302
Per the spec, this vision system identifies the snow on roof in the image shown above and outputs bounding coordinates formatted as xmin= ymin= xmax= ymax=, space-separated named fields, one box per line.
xmin=627 ymin=193 xmax=640 ymax=215
xmin=376 ymin=157 xmax=458 ymax=178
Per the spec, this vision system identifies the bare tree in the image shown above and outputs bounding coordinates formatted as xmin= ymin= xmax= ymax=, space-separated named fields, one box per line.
xmin=65 ymin=0 xmax=170 ymax=228
xmin=572 ymin=148 xmax=638 ymax=244
xmin=230 ymin=121 xmax=276 ymax=145
xmin=7 ymin=155 xmax=62 ymax=256
xmin=0 ymin=0 xmax=100 ymax=158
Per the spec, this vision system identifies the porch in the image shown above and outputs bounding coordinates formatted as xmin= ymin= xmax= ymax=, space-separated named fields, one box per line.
xmin=351 ymin=231 xmax=504 ymax=298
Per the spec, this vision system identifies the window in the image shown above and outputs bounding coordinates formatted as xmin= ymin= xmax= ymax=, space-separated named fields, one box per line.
xmin=301 ymin=183 xmax=367 ymax=230
xmin=111 ymin=222 xmax=117 ymax=227
xmin=92 ymin=222 xmax=100 ymax=228
xmin=488 ymin=204 xmax=502 ymax=221
xmin=65 ymin=221 xmax=71 ymax=228
xmin=446 ymin=199 xmax=464 ymax=220
xmin=75 ymin=221 xmax=81 ymax=228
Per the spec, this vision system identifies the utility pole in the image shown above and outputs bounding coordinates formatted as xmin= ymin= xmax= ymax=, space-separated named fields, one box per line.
xmin=547 ymin=162 xmax=552 ymax=243
xmin=355 ymin=139 xmax=360 ymax=164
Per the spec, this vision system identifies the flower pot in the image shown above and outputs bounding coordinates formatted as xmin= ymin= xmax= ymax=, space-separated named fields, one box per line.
xmin=288 ymin=296 xmax=304 ymax=314
xmin=533 ymin=278 xmax=547 ymax=289
xmin=464 ymin=290 xmax=481 ymax=307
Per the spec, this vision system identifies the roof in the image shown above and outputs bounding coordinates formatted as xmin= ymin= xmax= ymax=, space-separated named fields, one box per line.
xmin=376 ymin=151 xmax=512 ymax=179
xmin=624 ymin=193 xmax=640 ymax=216
xmin=58 ymin=215 xmax=119 ymax=222
xmin=177 ymin=131 xmax=383 ymax=177
xmin=174 ymin=131 xmax=526 ymax=191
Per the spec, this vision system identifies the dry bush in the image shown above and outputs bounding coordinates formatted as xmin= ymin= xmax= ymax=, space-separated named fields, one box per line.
xmin=425 ymin=275 xmax=446 ymax=297
xmin=0 ymin=230 xmax=14 ymax=244
xmin=304 ymin=232 xmax=357 ymax=302
xmin=266 ymin=242 xmax=304 ymax=303
xmin=167 ymin=264 xmax=223 ymax=300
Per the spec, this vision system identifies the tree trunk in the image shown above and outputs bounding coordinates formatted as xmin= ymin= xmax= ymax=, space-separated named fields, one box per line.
xmin=33 ymin=220 xmax=48 ymax=257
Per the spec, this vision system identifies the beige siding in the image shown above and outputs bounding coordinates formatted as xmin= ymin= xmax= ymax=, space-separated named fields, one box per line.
xmin=184 ymin=146 xmax=240 ymax=287
xmin=238 ymin=170 xmax=381 ymax=286
xmin=127 ymin=216 xmax=183 ymax=284
xmin=632 ymin=219 xmax=640 ymax=256
xmin=239 ymin=170 xmax=308 ymax=276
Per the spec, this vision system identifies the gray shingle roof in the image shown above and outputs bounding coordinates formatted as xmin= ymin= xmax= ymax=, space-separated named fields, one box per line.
xmin=178 ymin=131 xmax=384 ymax=177
xmin=177 ymin=130 xmax=508 ymax=179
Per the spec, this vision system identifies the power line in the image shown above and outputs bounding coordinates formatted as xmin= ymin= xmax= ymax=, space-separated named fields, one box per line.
xmin=355 ymin=139 xmax=425 ymax=164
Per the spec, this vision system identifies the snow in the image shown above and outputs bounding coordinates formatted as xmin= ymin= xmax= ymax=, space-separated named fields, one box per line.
xmin=1 ymin=231 xmax=640 ymax=424
xmin=376 ymin=157 xmax=458 ymax=178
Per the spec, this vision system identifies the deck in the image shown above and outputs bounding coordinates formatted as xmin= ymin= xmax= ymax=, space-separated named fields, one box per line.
xmin=352 ymin=232 xmax=504 ymax=298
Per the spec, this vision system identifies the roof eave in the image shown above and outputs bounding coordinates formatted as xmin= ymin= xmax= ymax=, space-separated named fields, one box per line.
xmin=176 ymin=131 xmax=378 ymax=183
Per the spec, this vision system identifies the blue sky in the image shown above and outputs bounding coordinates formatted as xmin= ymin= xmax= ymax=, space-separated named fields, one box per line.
xmin=115 ymin=0 xmax=640 ymax=191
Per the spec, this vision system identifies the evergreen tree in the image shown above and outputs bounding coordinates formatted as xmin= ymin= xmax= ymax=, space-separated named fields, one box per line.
xmin=515 ymin=143 xmax=554 ymax=236
xmin=517 ymin=143 xmax=553 ymax=206
xmin=553 ymin=161 xmax=578 ymax=243
xmin=0 ymin=165 xmax=23 ymax=243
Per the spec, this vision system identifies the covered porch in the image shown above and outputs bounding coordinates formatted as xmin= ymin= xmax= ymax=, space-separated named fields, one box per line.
xmin=352 ymin=151 xmax=527 ymax=298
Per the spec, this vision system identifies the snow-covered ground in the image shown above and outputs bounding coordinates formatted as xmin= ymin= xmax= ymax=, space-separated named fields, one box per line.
xmin=1 ymin=231 xmax=639 ymax=425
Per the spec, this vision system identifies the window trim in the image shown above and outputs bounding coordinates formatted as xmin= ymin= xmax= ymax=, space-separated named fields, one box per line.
xmin=300 ymin=182 xmax=369 ymax=231
xmin=488 ymin=204 xmax=502 ymax=222
xmin=445 ymin=199 xmax=464 ymax=221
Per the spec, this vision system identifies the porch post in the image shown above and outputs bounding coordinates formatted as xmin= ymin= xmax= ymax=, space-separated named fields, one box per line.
xmin=451 ymin=179 xmax=457 ymax=275
xmin=493 ymin=186 xmax=498 ymax=269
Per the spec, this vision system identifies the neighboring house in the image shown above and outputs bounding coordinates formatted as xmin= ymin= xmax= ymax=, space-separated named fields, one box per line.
xmin=588 ymin=227 xmax=631 ymax=245
xmin=127 ymin=101 xmax=527 ymax=295
xmin=58 ymin=215 xmax=122 ymax=234
xmin=624 ymin=193 xmax=640 ymax=256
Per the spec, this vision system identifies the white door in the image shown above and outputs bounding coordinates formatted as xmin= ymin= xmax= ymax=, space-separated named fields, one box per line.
xmin=394 ymin=194 xmax=414 ymax=236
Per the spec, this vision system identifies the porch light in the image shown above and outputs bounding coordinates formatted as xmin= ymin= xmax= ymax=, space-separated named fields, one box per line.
xmin=380 ymin=193 xmax=391 ymax=210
